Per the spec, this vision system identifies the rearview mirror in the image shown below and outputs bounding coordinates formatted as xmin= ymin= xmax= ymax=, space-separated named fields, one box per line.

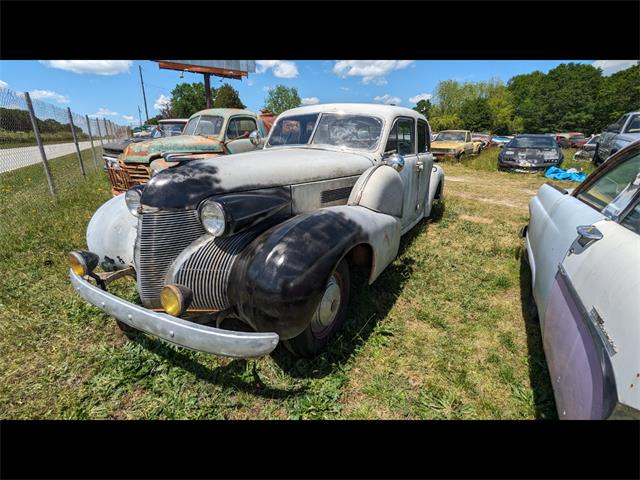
xmin=249 ymin=130 xmax=262 ymax=146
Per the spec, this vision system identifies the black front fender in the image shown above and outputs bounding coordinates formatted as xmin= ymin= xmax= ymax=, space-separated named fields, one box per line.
xmin=228 ymin=208 xmax=367 ymax=340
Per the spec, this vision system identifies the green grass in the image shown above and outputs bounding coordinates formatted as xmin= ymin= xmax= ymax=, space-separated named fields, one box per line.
xmin=0 ymin=147 xmax=583 ymax=419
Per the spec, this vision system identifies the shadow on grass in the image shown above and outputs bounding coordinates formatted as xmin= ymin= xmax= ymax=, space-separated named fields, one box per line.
xmin=271 ymin=200 xmax=446 ymax=379
xmin=518 ymin=250 xmax=558 ymax=419
xmin=127 ymin=333 xmax=307 ymax=400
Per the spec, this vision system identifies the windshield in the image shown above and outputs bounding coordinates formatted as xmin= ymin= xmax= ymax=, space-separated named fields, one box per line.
xmin=569 ymin=134 xmax=585 ymax=140
xmin=437 ymin=131 xmax=466 ymax=142
xmin=508 ymin=136 xmax=557 ymax=148
xmin=182 ymin=115 xmax=223 ymax=137
xmin=266 ymin=113 xmax=384 ymax=151
xmin=159 ymin=123 xmax=185 ymax=136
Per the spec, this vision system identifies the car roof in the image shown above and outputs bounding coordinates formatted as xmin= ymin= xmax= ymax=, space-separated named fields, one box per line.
xmin=515 ymin=134 xmax=555 ymax=137
xmin=276 ymin=103 xmax=427 ymax=123
xmin=189 ymin=108 xmax=255 ymax=119
xmin=158 ymin=118 xmax=188 ymax=123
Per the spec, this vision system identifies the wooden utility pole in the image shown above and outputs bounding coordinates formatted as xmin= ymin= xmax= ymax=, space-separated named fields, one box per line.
xmin=204 ymin=73 xmax=212 ymax=109
xmin=139 ymin=65 xmax=149 ymax=122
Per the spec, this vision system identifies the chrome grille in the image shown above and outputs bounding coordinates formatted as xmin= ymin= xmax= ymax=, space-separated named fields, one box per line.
xmin=174 ymin=228 xmax=258 ymax=310
xmin=137 ymin=209 xmax=205 ymax=307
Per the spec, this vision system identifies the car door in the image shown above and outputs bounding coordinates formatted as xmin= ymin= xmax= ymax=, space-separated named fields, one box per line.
xmin=384 ymin=117 xmax=420 ymax=232
xmin=600 ymin=114 xmax=628 ymax=159
xmin=542 ymin=149 xmax=640 ymax=419
xmin=415 ymin=119 xmax=433 ymax=216
xmin=225 ymin=116 xmax=260 ymax=154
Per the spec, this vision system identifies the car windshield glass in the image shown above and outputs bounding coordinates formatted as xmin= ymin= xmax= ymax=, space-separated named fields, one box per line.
xmin=160 ymin=123 xmax=185 ymax=136
xmin=625 ymin=114 xmax=640 ymax=133
xmin=194 ymin=116 xmax=223 ymax=136
xmin=570 ymin=134 xmax=585 ymax=140
xmin=437 ymin=131 xmax=466 ymax=142
xmin=182 ymin=117 xmax=199 ymax=136
xmin=266 ymin=114 xmax=319 ymax=147
xmin=311 ymin=114 xmax=383 ymax=150
xmin=508 ymin=137 xmax=557 ymax=148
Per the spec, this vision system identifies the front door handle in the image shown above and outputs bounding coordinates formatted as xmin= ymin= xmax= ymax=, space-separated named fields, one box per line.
xmin=416 ymin=161 xmax=424 ymax=171
xmin=576 ymin=225 xmax=603 ymax=247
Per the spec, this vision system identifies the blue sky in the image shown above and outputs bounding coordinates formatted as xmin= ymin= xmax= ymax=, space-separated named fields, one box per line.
xmin=0 ymin=60 xmax=636 ymax=126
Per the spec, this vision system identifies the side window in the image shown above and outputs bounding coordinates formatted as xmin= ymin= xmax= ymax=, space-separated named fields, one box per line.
xmin=397 ymin=118 xmax=415 ymax=155
xmin=417 ymin=120 xmax=427 ymax=153
xmin=621 ymin=201 xmax=640 ymax=235
xmin=466 ymin=132 xmax=471 ymax=142
xmin=227 ymin=117 xmax=257 ymax=140
xmin=608 ymin=114 xmax=628 ymax=133
xmin=577 ymin=152 xmax=640 ymax=212
xmin=385 ymin=123 xmax=398 ymax=153
xmin=625 ymin=114 xmax=640 ymax=134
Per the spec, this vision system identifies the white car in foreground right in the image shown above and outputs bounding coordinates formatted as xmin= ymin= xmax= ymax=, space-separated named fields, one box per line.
xmin=523 ymin=139 xmax=640 ymax=420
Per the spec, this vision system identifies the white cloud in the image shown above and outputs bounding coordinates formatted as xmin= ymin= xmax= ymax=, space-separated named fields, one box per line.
xmin=153 ymin=94 xmax=171 ymax=111
xmin=0 ymin=80 xmax=8 ymax=89
xmin=246 ymin=78 xmax=255 ymax=86
xmin=409 ymin=93 xmax=432 ymax=104
xmin=256 ymin=60 xmax=299 ymax=79
xmin=301 ymin=97 xmax=320 ymax=105
xmin=340 ymin=86 xmax=350 ymax=91
xmin=90 ymin=108 xmax=118 ymax=117
xmin=263 ymin=85 xmax=274 ymax=92
xmin=28 ymin=89 xmax=70 ymax=104
xmin=333 ymin=60 xmax=414 ymax=84
xmin=592 ymin=60 xmax=639 ymax=76
xmin=122 ymin=115 xmax=135 ymax=122
xmin=374 ymin=94 xmax=401 ymax=105
xmin=40 ymin=60 xmax=132 ymax=76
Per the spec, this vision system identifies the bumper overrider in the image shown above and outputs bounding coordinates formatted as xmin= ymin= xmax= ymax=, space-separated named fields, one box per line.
xmin=69 ymin=267 xmax=279 ymax=358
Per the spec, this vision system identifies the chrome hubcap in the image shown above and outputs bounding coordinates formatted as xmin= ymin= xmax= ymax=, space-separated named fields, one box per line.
xmin=311 ymin=275 xmax=341 ymax=335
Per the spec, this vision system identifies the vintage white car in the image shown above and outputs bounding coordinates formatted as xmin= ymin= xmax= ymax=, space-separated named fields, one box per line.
xmin=523 ymin=139 xmax=640 ymax=419
xmin=69 ymin=104 xmax=445 ymax=358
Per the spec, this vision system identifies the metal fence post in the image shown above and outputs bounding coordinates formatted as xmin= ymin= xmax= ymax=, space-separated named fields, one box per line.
xmin=85 ymin=114 xmax=99 ymax=169
xmin=95 ymin=119 xmax=104 ymax=148
xmin=24 ymin=92 xmax=56 ymax=196
xmin=103 ymin=118 xmax=110 ymax=142
xmin=67 ymin=107 xmax=86 ymax=177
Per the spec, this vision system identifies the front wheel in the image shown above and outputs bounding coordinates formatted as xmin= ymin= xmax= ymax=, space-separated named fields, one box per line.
xmin=284 ymin=259 xmax=351 ymax=357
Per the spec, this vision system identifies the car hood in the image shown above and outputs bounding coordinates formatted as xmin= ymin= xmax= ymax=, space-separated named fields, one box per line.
xmin=431 ymin=141 xmax=464 ymax=149
xmin=502 ymin=147 xmax=560 ymax=161
xmin=122 ymin=135 xmax=224 ymax=164
xmin=141 ymin=147 xmax=374 ymax=209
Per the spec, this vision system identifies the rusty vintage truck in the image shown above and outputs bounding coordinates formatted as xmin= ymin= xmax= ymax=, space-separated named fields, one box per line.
xmin=105 ymin=108 xmax=276 ymax=196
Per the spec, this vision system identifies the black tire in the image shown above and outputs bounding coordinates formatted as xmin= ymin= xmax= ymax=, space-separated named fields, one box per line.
xmin=284 ymin=259 xmax=351 ymax=358
xmin=116 ymin=319 xmax=138 ymax=337
xmin=592 ymin=145 xmax=601 ymax=165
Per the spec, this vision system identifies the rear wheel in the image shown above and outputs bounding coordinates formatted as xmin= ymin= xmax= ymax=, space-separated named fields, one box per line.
xmin=284 ymin=259 xmax=351 ymax=358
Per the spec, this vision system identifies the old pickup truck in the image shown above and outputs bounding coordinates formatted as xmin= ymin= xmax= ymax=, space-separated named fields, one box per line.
xmin=68 ymin=103 xmax=445 ymax=359
xmin=430 ymin=130 xmax=475 ymax=160
xmin=105 ymin=108 xmax=273 ymax=196
xmin=593 ymin=111 xmax=640 ymax=165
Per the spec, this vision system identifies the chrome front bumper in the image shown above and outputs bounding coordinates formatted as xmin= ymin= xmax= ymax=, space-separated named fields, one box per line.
xmin=69 ymin=269 xmax=279 ymax=358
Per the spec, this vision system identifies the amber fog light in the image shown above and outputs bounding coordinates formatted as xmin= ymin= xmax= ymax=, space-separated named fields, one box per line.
xmin=160 ymin=284 xmax=193 ymax=317
xmin=69 ymin=250 xmax=99 ymax=276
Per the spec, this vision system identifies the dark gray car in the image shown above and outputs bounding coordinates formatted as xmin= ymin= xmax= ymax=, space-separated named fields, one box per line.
xmin=594 ymin=112 xmax=640 ymax=165
xmin=498 ymin=134 xmax=564 ymax=172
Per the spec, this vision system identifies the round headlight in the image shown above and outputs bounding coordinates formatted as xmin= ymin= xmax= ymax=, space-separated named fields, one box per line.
xmin=124 ymin=187 xmax=142 ymax=217
xmin=160 ymin=284 xmax=193 ymax=317
xmin=199 ymin=199 xmax=226 ymax=236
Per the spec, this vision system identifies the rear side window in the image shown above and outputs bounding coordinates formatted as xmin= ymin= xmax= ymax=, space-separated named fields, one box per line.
xmin=396 ymin=118 xmax=415 ymax=155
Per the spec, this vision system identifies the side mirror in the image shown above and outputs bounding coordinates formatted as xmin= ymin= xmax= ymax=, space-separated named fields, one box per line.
xmin=385 ymin=152 xmax=405 ymax=172
xmin=249 ymin=129 xmax=262 ymax=146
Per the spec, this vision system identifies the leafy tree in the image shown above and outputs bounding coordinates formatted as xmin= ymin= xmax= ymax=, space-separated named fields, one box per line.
xmin=146 ymin=114 xmax=163 ymax=125
xmin=263 ymin=85 xmax=301 ymax=115
xmin=413 ymin=99 xmax=433 ymax=118
xmin=213 ymin=83 xmax=246 ymax=109
xmin=429 ymin=114 xmax=461 ymax=132
xmin=169 ymin=82 xmax=210 ymax=118
xmin=460 ymin=97 xmax=491 ymax=131
xmin=596 ymin=64 xmax=640 ymax=129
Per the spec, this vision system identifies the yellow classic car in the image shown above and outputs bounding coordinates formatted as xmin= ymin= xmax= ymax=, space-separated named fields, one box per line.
xmin=431 ymin=130 xmax=475 ymax=159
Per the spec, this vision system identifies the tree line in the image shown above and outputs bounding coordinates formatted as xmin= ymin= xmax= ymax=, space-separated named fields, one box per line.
xmin=154 ymin=82 xmax=303 ymax=122
xmin=414 ymin=63 xmax=640 ymax=135
xmin=0 ymin=107 xmax=85 ymax=135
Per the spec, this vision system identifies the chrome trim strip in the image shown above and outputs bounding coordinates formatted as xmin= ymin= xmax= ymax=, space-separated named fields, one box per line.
xmin=70 ymin=269 xmax=279 ymax=358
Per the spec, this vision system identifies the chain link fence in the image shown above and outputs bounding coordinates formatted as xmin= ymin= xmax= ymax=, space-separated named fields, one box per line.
xmin=0 ymin=85 xmax=131 ymax=239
